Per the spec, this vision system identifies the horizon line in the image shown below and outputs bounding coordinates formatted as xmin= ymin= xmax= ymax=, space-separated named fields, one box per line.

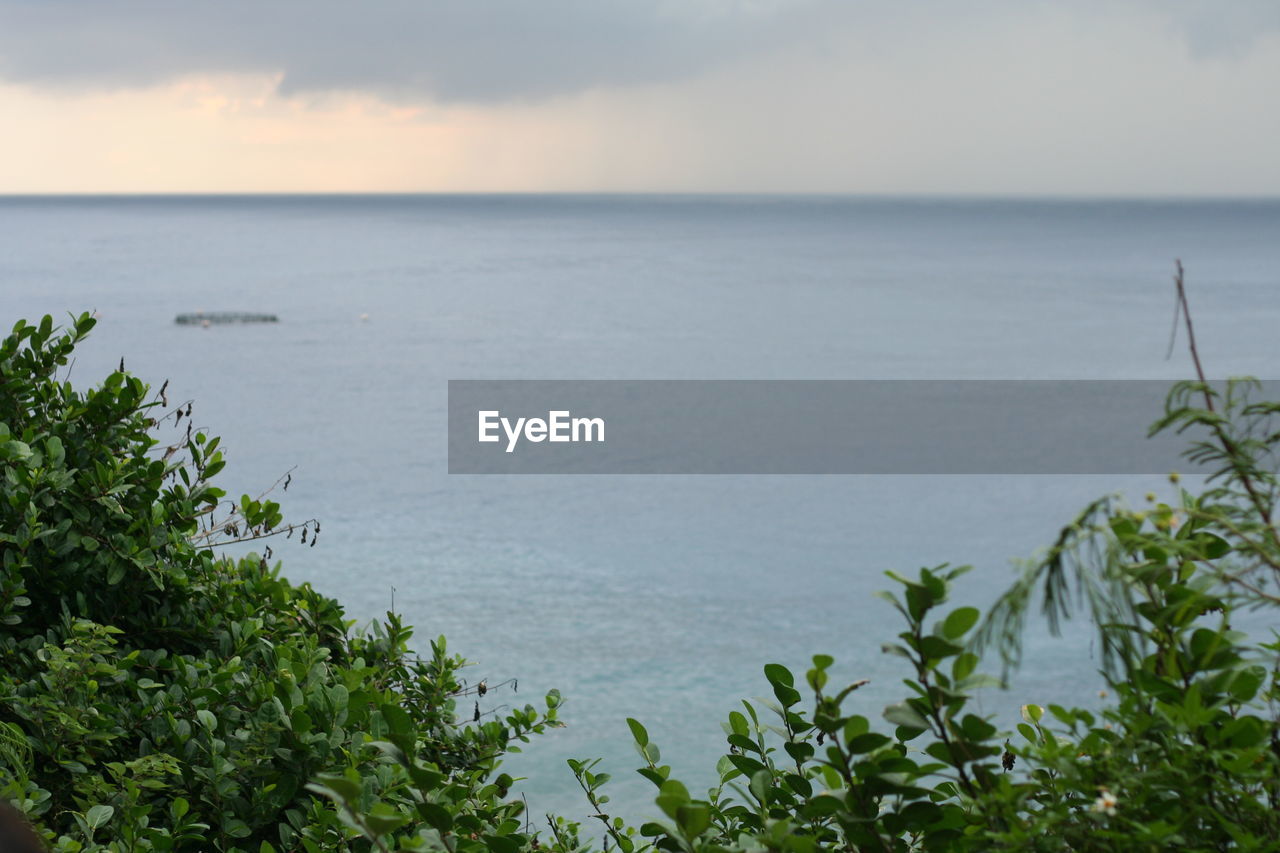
xmin=2 ymin=190 xmax=1279 ymax=202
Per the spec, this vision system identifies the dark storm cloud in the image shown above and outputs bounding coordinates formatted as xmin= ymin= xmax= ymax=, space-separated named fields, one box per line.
xmin=0 ymin=0 xmax=799 ymax=102
xmin=0 ymin=0 xmax=1276 ymax=103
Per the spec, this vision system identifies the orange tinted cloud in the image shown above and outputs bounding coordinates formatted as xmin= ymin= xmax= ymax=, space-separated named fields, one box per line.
xmin=1 ymin=6 xmax=1278 ymax=195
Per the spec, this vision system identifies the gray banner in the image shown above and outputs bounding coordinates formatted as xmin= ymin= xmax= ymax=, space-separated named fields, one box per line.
xmin=447 ymin=380 xmax=1268 ymax=474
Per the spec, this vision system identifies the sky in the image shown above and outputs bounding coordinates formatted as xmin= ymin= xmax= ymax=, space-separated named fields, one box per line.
xmin=0 ymin=0 xmax=1278 ymax=195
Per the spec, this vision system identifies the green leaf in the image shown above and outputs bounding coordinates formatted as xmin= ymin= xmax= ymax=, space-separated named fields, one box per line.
xmin=1192 ymin=532 xmax=1230 ymax=559
xmin=1228 ymin=666 xmax=1266 ymax=703
xmin=627 ymin=717 xmax=649 ymax=747
xmin=784 ymin=740 xmax=814 ymax=763
xmin=309 ymin=773 xmax=361 ymax=805
xmin=196 ymin=709 xmax=217 ymax=732
xmin=846 ymin=732 xmax=891 ymax=754
xmin=959 ymin=713 xmax=996 ymax=741
xmin=957 ymin=673 xmax=1002 ymax=691
xmin=952 ymin=652 xmax=978 ymax=681
xmin=883 ymin=702 xmax=929 ymax=731
xmin=656 ymin=779 xmax=691 ymax=819
xmin=85 ymin=805 xmax=114 ymax=830
xmin=764 ymin=663 xmax=793 ymax=688
xmin=941 ymin=607 xmax=980 ymax=640
xmin=364 ymin=803 xmax=409 ymax=836
xmin=417 ymin=802 xmax=453 ymax=832
xmin=381 ymin=703 xmax=412 ymax=736
xmin=676 ymin=803 xmax=711 ymax=838
xmin=4 ymin=440 xmax=32 ymax=462
xmin=749 ymin=769 xmax=770 ymax=804
xmin=483 ymin=836 xmax=522 ymax=853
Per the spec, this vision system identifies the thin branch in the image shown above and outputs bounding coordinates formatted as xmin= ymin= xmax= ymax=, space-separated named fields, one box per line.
xmin=1173 ymin=260 xmax=1210 ymax=409
xmin=1174 ymin=261 xmax=1276 ymax=535
xmin=1165 ymin=273 xmax=1183 ymax=361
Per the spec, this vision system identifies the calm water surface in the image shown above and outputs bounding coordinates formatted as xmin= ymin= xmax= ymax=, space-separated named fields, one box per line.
xmin=3 ymin=195 xmax=1279 ymax=820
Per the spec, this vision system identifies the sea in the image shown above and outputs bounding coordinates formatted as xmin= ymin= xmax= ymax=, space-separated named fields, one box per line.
xmin=3 ymin=195 xmax=1279 ymax=823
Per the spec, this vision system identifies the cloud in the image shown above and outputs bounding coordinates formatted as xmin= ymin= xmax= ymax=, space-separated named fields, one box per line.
xmin=0 ymin=0 xmax=810 ymax=103
xmin=1152 ymin=0 xmax=1280 ymax=58
xmin=0 ymin=1 xmax=1277 ymax=105
xmin=1 ymin=0 xmax=1278 ymax=194
xmin=3 ymin=1 xmax=1278 ymax=196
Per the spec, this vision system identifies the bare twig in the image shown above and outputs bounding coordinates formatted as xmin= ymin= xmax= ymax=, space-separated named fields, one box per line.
xmin=1174 ymin=261 xmax=1276 ymax=537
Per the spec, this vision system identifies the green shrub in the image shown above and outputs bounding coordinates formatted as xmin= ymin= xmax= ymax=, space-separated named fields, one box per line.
xmin=546 ymin=378 xmax=1280 ymax=852
xmin=5 ymin=312 xmax=1279 ymax=851
xmin=0 ymin=314 xmax=563 ymax=851
xmin=317 ymin=394 xmax=1280 ymax=850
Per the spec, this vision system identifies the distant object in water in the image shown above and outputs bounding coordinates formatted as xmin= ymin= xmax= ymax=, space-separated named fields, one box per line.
xmin=175 ymin=311 xmax=279 ymax=326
